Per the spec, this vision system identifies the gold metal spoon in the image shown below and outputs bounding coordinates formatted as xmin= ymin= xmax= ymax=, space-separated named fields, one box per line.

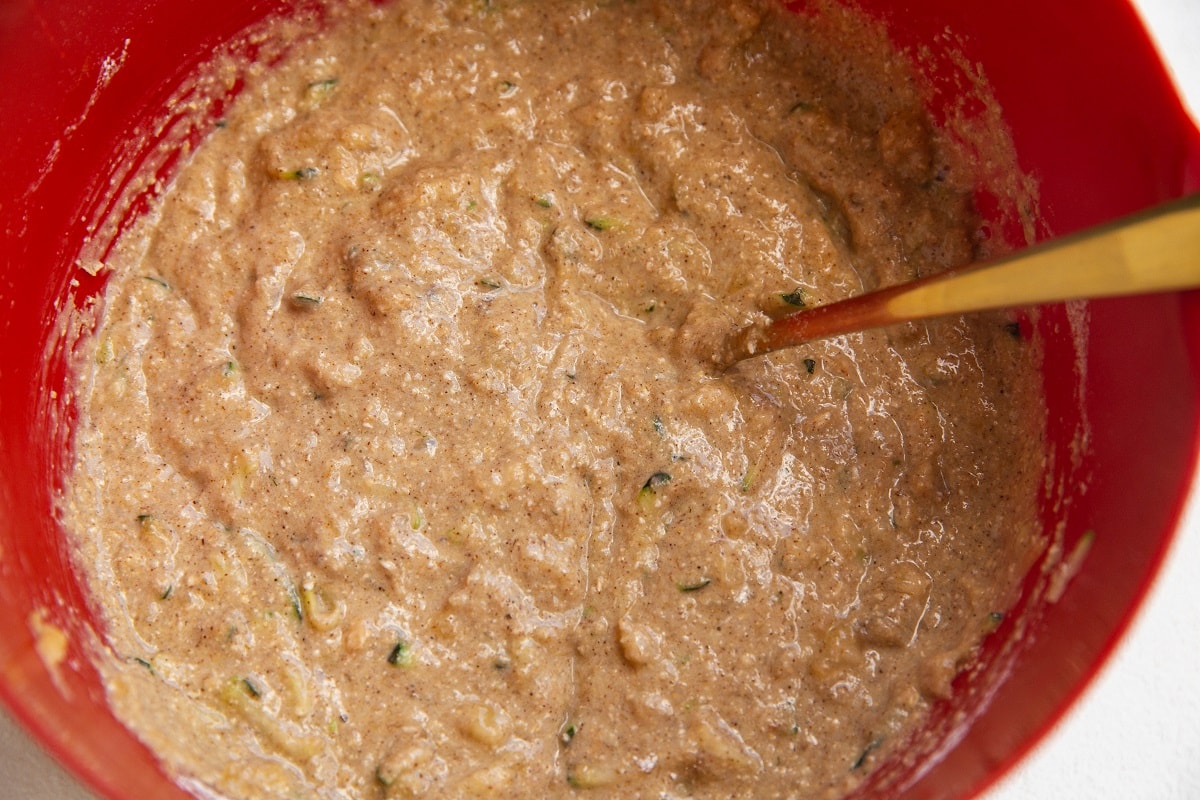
xmin=722 ymin=192 xmax=1200 ymax=367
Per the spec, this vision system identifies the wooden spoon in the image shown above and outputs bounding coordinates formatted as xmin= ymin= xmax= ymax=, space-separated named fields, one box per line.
xmin=722 ymin=193 xmax=1200 ymax=367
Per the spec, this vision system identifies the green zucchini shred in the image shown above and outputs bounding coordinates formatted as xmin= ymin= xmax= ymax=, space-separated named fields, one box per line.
xmin=584 ymin=216 xmax=621 ymax=231
xmin=641 ymin=472 xmax=672 ymax=491
xmin=780 ymin=289 xmax=807 ymax=307
xmin=95 ymin=337 xmax=115 ymax=364
xmin=280 ymin=167 xmax=319 ymax=180
xmin=360 ymin=171 xmax=381 ymax=191
xmin=288 ymin=584 xmax=304 ymax=622
xmin=302 ymin=77 xmax=339 ymax=110
xmin=306 ymin=77 xmax=339 ymax=93
xmin=851 ymin=737 xmax=883 ymax=771
xmin=387 ymin=640 xmax=414 ymax=668
xmin=638 ymin=471 xmax=672 ymax=513
xmin=291 ymin=291 xmax=324 ymax=307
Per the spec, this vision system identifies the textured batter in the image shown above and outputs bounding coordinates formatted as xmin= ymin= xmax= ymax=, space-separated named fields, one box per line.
xmin=63 ymin=0 xmax=1045 ymax=797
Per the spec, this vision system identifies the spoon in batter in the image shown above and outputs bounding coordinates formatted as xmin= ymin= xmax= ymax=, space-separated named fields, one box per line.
xmin=721 ymin=192 xmax=1200 ymax=367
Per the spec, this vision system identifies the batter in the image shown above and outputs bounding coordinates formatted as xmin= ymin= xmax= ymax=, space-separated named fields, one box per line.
xmin=63 ymin=0 xmax=1044 ymax=797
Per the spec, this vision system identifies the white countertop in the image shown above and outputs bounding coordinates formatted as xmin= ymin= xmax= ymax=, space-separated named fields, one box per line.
xmin=2 ymin=1 xmax=1197 ymax=797
xmin=984 ymin=484 xmax=1200 ymax=800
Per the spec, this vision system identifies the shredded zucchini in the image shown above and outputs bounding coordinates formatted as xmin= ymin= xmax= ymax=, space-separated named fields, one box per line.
xmin=387 ymin=640 xmax=414 ymax=668
xmin=780 ymin=289 xmax=807 ymax=307
xmin=584 ymin=216 xmax=621 ymax=231
xmin=637 ymin=472 xmax=672 ymax=514
xmin=291 ymin=291 xmax=325 ymax=307
xmin=279 ymin=167 xmax=319 ymax=180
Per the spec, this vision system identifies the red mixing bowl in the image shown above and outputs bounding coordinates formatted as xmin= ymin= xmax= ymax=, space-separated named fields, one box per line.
xmin=1 ymin=1 xmax=1197 ymax=798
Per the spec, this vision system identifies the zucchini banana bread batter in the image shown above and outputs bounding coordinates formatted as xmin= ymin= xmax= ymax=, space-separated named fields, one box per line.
xmin=64 ymin=0 xmax=1044 ymax=796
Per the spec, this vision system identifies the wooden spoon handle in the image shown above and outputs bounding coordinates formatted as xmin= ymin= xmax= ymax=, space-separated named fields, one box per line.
xmin=745 ymin=192 xmax=1200 ymax=357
